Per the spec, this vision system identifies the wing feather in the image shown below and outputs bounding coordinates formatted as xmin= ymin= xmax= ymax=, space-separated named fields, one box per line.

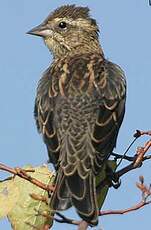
xmin=91 ymin=60 xmax=126 ymax=172
xmin=34 ymin=67 xmax=60 ymax=167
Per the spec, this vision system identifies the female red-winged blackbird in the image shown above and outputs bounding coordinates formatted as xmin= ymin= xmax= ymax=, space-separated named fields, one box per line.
xmin=28 ymin=5 xmax=126 ymax=226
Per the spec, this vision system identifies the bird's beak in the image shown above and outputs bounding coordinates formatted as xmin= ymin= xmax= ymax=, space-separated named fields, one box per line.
xmin=27 ymin=23 xmax=52 ymax=37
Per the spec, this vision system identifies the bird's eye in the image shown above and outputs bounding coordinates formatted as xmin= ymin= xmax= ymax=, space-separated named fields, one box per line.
xmin=58 ymin=21 xmax=67 ymax=29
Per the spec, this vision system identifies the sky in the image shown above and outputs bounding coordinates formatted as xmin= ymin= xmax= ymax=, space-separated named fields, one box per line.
xmin=0 ymin=0 xmax=151 ymax=229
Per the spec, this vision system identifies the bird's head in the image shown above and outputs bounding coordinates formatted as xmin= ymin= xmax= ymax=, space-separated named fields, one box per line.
xmin=27 ymin=5 xmax=102 ymax=59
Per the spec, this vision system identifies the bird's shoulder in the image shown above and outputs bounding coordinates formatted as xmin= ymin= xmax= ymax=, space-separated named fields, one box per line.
xmin=54 ymin=53 xmax=126 ymax=101
xmin=35 ymin=53 xmax=126 ymax=109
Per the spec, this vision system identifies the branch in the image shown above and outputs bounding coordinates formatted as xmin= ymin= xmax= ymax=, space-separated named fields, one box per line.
xmin=111 ymin=152 xmax=151 ymax=162
xmin=134 ymin=130 xmax=151 ymax=137
xmin=0 ymin=163 xmax=55 ymax=192
xmin=100 ymin=175 xmax=151 ymax=216
xmin=55 ymin=212 xmax=80 ymax=225
xmin=55 ymin=213 xmax=89 ymax=229
xmin=115 ymin=139 xmax=151 ymax=179
xmin=99 ymin=200 xmax=151 ymax=216
xmin=111 ymin=152 xmax=135 ymax=161
xmin=97 ymin=136 xmax=151 ymax=193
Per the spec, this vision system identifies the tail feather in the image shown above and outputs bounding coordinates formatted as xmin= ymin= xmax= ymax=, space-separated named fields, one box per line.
xmin=50 ymin=168 xmax=98 ymax=226
xmin=69 ymin=171 xmax=98 ymax=225
xmin=51 ymin=169 xmax=71 ymax=210
xmin=66 ymin=171 xmax=86 ymax=199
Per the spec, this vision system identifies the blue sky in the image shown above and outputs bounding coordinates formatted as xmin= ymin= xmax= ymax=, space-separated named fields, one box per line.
xmin=0 ymin=0 xmax=151 ymax=229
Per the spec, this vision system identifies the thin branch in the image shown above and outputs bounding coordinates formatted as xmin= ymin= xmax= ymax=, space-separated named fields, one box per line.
xmin=100 ymin=176 xmax=151 ymax=216
xmin=55 ymin=212 xmax=81 ymax=225
xmin=115 ymin=139 xmax=151 ymax=179
xmin=0 ymin=163 xmax=55 ymax=192
xmin=135 ymin=130 xmax=151 ymax=137
xmin=99 ymin=200 xmax=151 ymax=216
xmin=111 ymin=152 xmax=135 ymax=161
xmin=111 ymin=152 xmax=151 ymax=162
xmin=97 ymin=139 xmax=151 ymax=193
xmin=115 ymin=136 xmax=138 ymax=168
xmin=112 ymin=129 xmax=151 ymax=163
xmin=133 ymin=140 xmax=151 ymax=167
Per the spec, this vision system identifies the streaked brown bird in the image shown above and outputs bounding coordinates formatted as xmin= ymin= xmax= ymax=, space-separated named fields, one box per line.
xmin=28 ymin=5 xmax=126 ymax=226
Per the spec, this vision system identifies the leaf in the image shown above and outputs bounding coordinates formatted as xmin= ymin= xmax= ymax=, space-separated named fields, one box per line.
xmin=7 ymin=165 xmax=55 ymax=230
xmin=96 ymin=160 xmax=117 ymax=209
xmin=0 ymin=180 xmax=19 ymax=218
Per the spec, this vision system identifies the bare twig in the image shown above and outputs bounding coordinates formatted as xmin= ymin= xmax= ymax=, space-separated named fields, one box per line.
xmin=97 ymin=137 xmax=151 ymax=193
xmin=136 ymin=175 xmax=151 ymax=199
xmin=115 ymin=136 xmax=138 ymax=168
xmin=0 ymin=163 xmax=55 ymax=192
xmin=55 ymin=212 xmax=81 ymax=225
xmin=99 ymin=200 xmax=151 ymax=216
xmin=134 ymin=130 xmax=151 ymax=137
xmin=100 ymin=176 xmax=151 ymax=216
xmin=111 ymin=152 xmax=151 ymax=162
xmin=115 ymin=138 xmax=151 ymax=179
xmin=111 ymin=152 xmax=135 ymax=161
xmin=133 ymin=140 xmax=151 ymax=167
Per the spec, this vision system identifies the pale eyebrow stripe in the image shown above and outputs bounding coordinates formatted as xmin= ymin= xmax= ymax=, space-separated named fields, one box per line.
xmin=49 ymin=17 xmax=95 ymax=29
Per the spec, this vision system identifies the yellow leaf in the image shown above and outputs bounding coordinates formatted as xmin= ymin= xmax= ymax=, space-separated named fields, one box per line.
xmin=7 ymin=165 xmax=55 ymax=230
xmin=0 ymin=180 xmax=19 ymax=218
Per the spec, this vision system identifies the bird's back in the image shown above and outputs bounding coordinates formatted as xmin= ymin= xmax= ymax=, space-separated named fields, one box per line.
xmin=34 ymin=52 xmax=126 ymax=225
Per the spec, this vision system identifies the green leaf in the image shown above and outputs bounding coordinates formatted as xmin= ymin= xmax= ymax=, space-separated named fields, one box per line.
xmin=0 ymin=179 xmax=19 ymax=218
xmin=96 ymin=160 xmax=117 ymax=209
xmin=7 ymin=165 xmax=55 ymax=230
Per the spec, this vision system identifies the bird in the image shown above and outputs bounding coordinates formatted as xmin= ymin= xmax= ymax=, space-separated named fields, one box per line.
xmin=27 ymin=4 xmax=126 ymax=226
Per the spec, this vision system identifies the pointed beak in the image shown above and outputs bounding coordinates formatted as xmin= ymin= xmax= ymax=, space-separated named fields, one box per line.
xmin=27 ymin=23 xmax=53 ymax=37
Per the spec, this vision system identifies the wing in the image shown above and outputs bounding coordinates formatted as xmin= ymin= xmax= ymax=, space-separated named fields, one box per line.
xmin=49 ymin=55 xmax=126 ymax=224
xmin=34 ymin=67 xmax=60 ymax=168
xmin=92 ymin=59 xmax=126 ymax=173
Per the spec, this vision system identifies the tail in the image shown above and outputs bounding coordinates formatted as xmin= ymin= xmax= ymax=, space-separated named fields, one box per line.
xmin=50 ymin=167 xmax=98 ymax=226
